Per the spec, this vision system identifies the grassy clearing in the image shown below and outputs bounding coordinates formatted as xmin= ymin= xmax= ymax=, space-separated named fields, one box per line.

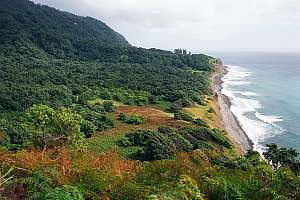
xmin=87 ymin=105 xmax=182 ymax=155
xmin=183 ymin=96 xmax=224 ymax=130
xmin=151 ymin=100 xmax=173 ymax=113
xmin=87 ymin=133 xmax=123 ymax=153
xmin=88 ymin=98 xmax=125 ymax=107
xmin=88 ymin=96 xmax=228 ymax=158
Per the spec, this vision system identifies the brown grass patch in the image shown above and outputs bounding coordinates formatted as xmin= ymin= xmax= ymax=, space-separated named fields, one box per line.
xmin=98 ymin=106 xmax=186 ymax=136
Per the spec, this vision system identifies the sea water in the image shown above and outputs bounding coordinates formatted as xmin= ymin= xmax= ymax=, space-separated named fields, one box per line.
xmin=211 ymin=52 xmax=300 ymax=153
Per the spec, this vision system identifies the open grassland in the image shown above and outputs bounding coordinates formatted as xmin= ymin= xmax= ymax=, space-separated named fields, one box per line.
xmin=183 ymin=96 xmax=224 ymax=130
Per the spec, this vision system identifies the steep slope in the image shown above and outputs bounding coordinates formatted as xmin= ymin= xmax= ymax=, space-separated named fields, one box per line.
xmin=0 ymin=0 xmax=129 ymax=59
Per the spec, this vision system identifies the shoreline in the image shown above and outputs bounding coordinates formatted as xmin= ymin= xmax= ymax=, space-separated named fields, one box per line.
xmin=212 ymin=62 xmax=253 ymax=154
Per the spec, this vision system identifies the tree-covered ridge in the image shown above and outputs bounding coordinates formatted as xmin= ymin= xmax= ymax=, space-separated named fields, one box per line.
xmin=0 ymin=0 xmax=129 ymax=58
xmin=0 ymin=0 xmax=216 ymax=112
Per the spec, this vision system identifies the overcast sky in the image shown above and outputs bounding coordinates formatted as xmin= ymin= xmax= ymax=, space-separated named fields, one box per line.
xmin=32 ymin=0 xmax=300 ymax=53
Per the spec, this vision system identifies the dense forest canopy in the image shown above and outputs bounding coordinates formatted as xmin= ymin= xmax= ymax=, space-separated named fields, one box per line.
xmin=0 ymin=0 xmax=216 ymax=113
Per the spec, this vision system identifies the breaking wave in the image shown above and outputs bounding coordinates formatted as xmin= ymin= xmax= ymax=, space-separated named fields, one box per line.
xmin=221 ymin=65 xmax=284 ymax=153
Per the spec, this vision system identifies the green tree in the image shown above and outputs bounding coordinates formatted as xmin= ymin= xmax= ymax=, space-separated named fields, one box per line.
xmin=24 ymin=105 xmax=85 ymax=149
xmin=80 ymin=120 xmax=96 ymax=138
xmin=263 ymin=143 xmax=300 ymax=174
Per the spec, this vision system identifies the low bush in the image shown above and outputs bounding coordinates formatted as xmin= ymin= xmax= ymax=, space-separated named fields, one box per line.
xmin=84 ymin=112 xmax=115 ymax=131
xmin=146 ymin=175 xmax=202 ymax=199
xmin=120 ymin=114 xmax=144 ymax=125
xmin=80 ymin=120 xmax=96 ymax=138
xmin=174 ymin=111 xmax=193 ymax=122
xmin=192 ymin=94 xmax=207 ymax=106
xmin=170 ymin=98 xmax=193 ymax=112
xmin=203 ymin=177 xmax=243 ymax=200
xmin=180 ymin=127 xmax=232 ymax=149
xmin=126 ymin=115 xmax=144 ymax=125
xmin=93 ymin=105 xmax=105 ymax=113
xmin=125 ymin=129 xmax=153 ymax=146
xmin=180 ymin=127 xmax=213 ymax=143
xmin=118 ymin=113 xmax=127 ymax=121
xmin=103 ymin=101 xmax=115 ymax=112
xmin=194 ymin=141 xmax=214 ymax=150
xmin=208 ymin=107 xmax=215 ymax=114
xmin=24 ymin=172 xmax=84 ymax=200
xmin=120 ymin=129 xmax=192 ymax=160
xmin=211 ymin=129 xmax=232 ymax=148
xmin=193 ymin=119 xmax=210 ymax=128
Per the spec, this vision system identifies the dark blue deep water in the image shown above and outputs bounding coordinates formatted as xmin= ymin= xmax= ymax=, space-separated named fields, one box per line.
xmin=210 ymin=52 xmax=300 ymax=153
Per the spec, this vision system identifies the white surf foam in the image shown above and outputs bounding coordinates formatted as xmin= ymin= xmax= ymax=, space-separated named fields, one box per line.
xmin=225 ymin=81 xmax=251 ymax=85
xmin=221 ymin=65 xmax=285 ymax=153
xmin=255 ymin=112 xmax=283 ymax=124
xmin=237 ymin=91 xmax=259 ymax=96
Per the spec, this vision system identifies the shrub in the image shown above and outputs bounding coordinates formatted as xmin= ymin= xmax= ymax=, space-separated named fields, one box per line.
xmin=193 ymin=119 xmax=210 ymax=128
xmin=84 ymin=112 xmax=115 ymax=131
xmin=125 ymin=115 xmax=144 ymax=125
xmin=180 ymin=127 xmax=213 ymax=143
xmin=118 ymin=114 xmax=144 ymax=125
xmin=168 ymin=133 xmax=193 ymax=153
xmin=103 ymin=101 xmax=115 ymax=112
xmin=121 ymin=129 xmax=192 ymax=160
xmin=158 ymin=126 xmax=176 ymax=134
xmin=73 ymin=106 xmax=115 ymax=132
xmin=24 ymin=172 xmax=84 ymax=200
xmin=44 ymin=185 xmax=84 ymax=200
xmin=146 ymin=175 xmax=203 ymax=200
xmin=144 ymin=131 xmax=177 ymax=160
xmin=208 ymin=107 xmax=215 ymax=114
xmin=117 ymin=137 xmax=132 ymax=147
xmin=80 ymin=120 xmax=96 ymax=138
xmin=170 ymin=101 xmax=183 ymax=112
xmin=93 ymin=105 xmax=105 ymax=113
xmin=180 ymin=98 xmax=193 ymax=107
xmin=194 ymin=141 xmax=213 ymax=150
xmin=192 ymin=94 xmax=206 ymax=106
xmin=170 ymin=98 xmax=192 ymax=112
xmin=174 ymin=111 xmax=193 ymax=122
xmin=124 ymin=129 xmax=153 ymax=146
xmin=179 ymin=127 xmax=232 ymax=149
xmin=0 ymin=131 xmax=10 ymax=148
xmin=118 ymin=113 xmax=127 ymax=121
xmin=211 ymin=129 xmax=232 ymax=148
xmin=203 ymin=177 xmax=243 ymax=200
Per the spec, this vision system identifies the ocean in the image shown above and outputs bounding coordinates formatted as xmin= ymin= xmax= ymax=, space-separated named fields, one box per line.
xmin=210 ymin=52 xmax=300 ymax=153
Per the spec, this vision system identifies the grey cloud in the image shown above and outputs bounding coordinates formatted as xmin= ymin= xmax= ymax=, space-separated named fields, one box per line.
xmin=32 ymin=0 xmax=300 ymax=52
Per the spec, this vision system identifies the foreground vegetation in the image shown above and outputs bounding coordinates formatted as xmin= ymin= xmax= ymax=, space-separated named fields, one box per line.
xmin=1 ymin=101 xmax=300 ymax=200
xmin=0 ymin=0 xmax=300 ymax=199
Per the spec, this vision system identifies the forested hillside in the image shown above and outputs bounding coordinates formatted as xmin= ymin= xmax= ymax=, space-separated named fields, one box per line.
xmin=0 ymin=0 xmax=215 ymax=113
xmin=0 ymin=0 xmax=300 ymax=200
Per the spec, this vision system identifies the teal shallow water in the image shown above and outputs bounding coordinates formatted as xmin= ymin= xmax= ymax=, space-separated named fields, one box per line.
xmin=210 ymin=52 xmax=300 ymax=153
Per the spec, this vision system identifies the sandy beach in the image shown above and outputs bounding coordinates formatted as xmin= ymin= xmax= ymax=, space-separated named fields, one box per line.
xmin=213 ymin=62 xmax=253 ymax=154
